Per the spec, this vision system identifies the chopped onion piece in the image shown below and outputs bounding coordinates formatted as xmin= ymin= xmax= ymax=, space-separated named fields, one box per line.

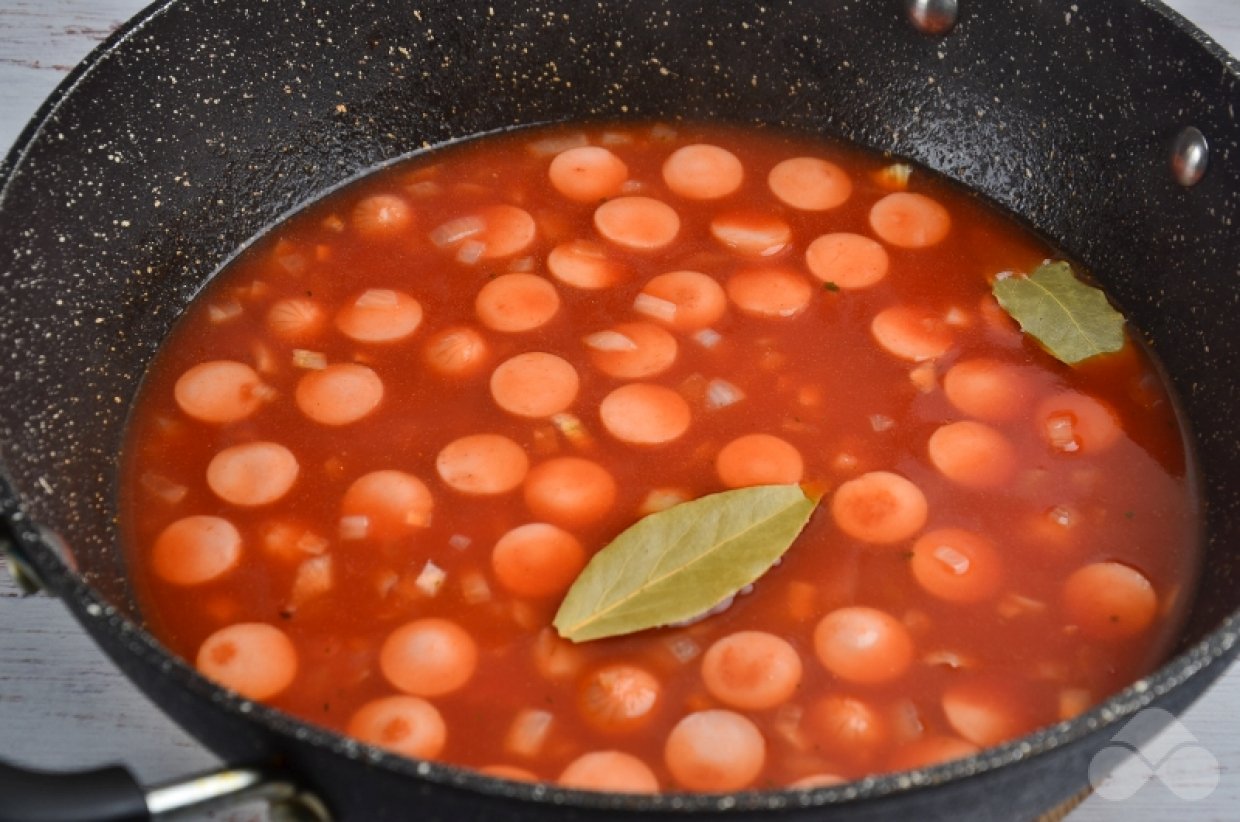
xmin=355 ymin=288 xmax=400 ymax=308
xmin=510 ymin=600 xmax=540 ymax=630
xmin=649 ymin=123 xmax=678 ymax=142
xmin=997 ymin=592 xmax=1048 ymax=619
xmin=296 ymin=531 xmax=330 ymax=556
xmin=797 ymin=385 xmax=824 ymax=407
xmin=874 ymin=163 xmax=912 ymax=190
xmin=944 ymin=306 xmax=969 ymax=327
xmin=140 ymin=472 xmax=187 ymax=504
xmin=292 ymin=349 xmax=327 ymax=370
xmin=338 ymin=515 xmax=370 ymax=540
xmin=152 ymin=415 xmax=181 ymax=434
xmin=909 ymin=362 xmax=937 ymax=393
xmin=275 ymin=249 xmax=307 ymax=276
xmin=1045 ymin=413 xmax=1080 ymax=452
xmin=460 ymin=571 xmax=492 ymax=604
xmin=759 ymin=347 xmax=787 ymax=370
xmin=208 ymin=300 xmax=243 ymax=324
xmin=1034 ymin=660 xmax=1071 ymax=682
xmin=1046 ymin=505 xmax=1078 ymax=528
xmin=923 ymin=650 xmax=973 ymax=669
xmin=932 ymin=545 xmax=971 ymax=576
xmin=665 ymin=635 xmax=701 ymax=664
xmin=869 ymin=413 xmax=895 ymax=432
xmin=531 ymin=425 xmax=559 ymax=456
xmin=456 ymin=239 xmax=486 ymax=265
xmin=505 ymin=709 xmax=554 ymax=758
xmin=252 ymin=343 xmax=277 ymax=375
xmin=833 ymin=452 xmax=859 ymax=472
xmin=406 ymin=180 xmax=442 ymax=198
xmin=584 ymin=330 xmax=638 ymax=352
xmin=889 ymin=699 xmax=925 ymax=742
xmin=599 ymin=130 xmax=635 ymax=147
xmin=527 ymin=132 xmax=589 ymax=157
xmin=414 ymin=560 xmax=447 ymax=597
xmin=430 ymin=215 xmax=485 ymax=247
xmin=774 ymin=704 xmax=810 ymax=751
xmin=706 ymin=379 xmax=746 ymax=410
xmin=287 ymin=555 xmax=333 ymax=611
xmin=633 ymin=292 xmax=677 ymax=323
xmin=449 ymin=534 xmax=472 ymax=551
xmin=321 ymin=214 xmax=345 ymax=232
xmin=251 ymin=383 xmax=280 ymax=403
xmin=692 ymin=328 xmax=723 ymax=349
xmin=670 ymin=594 xmax=735 ymax=628
xmin=903 ymin=609 xmax=932 ymax=634
xmin=1059 ymin=688 xmax=1092 ymax=721
xmin=551 ymin=413 xmax=594 ymax=449
xmin=374 ymin=569 xmax=399 ymax=599
xmin=533 ymin=627 xmax=584 ymax=681
xmin=638 ymin=487 xmax=690 ymax=516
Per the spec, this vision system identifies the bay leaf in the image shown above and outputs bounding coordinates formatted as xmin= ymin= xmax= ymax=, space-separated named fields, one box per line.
xmin=553 ymin=484 xmax=818 ymax=643
xmin=991 ymin=261 xmax=1126 ymax=365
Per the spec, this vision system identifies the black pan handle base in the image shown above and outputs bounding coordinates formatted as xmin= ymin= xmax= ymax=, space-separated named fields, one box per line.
xmin=0 ymin=759 xmax=331 ymax=822
xmin=0 ymin=761 xmax=147 ymax=822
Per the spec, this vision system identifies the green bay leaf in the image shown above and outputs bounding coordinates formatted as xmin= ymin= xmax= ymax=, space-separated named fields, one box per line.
xmin=991 ymin=261 xmax=1126 ymax=365
xmin=553 ymin=484 xmax=818 ymax=643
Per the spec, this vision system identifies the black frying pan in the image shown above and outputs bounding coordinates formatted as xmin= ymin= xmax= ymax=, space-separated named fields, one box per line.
xmin=1 ymin=0 xmax=1238 ymax=819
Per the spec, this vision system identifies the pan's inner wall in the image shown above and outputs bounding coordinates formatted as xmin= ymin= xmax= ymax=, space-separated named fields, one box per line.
xmin=0 ymin=0 xmax=1236 ymax=644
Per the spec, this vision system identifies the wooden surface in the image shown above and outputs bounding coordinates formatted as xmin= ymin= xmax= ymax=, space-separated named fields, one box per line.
xmin=1 ymin=1 xmax=1237 ymax=820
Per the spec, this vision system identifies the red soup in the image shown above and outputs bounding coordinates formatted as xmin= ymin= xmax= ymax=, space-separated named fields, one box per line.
xmin=119 ymin=122 xmax=1199 ymax=793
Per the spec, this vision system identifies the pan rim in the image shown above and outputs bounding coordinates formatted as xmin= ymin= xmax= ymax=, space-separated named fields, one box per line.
xmin=2 ymin=0 xmax=1239 ymax=812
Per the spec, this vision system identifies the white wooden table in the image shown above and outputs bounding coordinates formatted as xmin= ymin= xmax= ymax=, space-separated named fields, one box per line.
xmin=1 ymin=1 xmax=1237 ymax=819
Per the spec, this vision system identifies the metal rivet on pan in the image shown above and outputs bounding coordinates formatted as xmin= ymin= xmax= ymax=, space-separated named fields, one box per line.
xmin=1171 ymin=126 xmax=1209 ymax=187
xmin=907 ymin=0 xmax=959 ymax=35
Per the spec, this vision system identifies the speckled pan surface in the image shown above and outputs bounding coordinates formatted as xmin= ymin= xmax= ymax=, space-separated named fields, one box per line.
xmin=0 ymin=0 xmax=1238 ymax=818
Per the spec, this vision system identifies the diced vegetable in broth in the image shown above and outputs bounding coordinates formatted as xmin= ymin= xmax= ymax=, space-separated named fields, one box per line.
xmin=120 ymin=122 xmax=1198 ymax=793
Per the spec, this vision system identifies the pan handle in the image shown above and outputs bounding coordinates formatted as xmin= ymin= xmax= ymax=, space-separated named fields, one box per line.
xmin=0 ymin=760 xmax=331 ymax=822
xmin=1 ymin=520 xmax=50 ymax=595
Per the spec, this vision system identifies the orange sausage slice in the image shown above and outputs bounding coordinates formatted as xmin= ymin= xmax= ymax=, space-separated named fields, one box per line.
xmin=830 ymin=470 xmax=928 ymax=544
xmin=174 ymin=361 xmax=265 ymax=424
xmin=295 ymin=364 xmax=384 ymax=425
xmin=475 ymin=273 xmax=561 ymax=333
xmin=196 ymin=623 xmax=298 ymax=700
xmin=380 ymin=618 xmax=478 ymax=697
xmin=662 ymin=144 xmax=744 ymax=200
xmin=549 ymin=146 xmax=630 ymax=202
xmin=436 ymin=433 xmax=530 ymax=495
xmin=805 ymin=233 xmax=889 ymax=290
xmin=768 ymin=157 xmax=852 ymax=211
xmin=869 ymin=192 xmax=951 ymax=248
xmin=152 ymin=515 xmax=242 ymax=585
xmin=664 ymin=709 xmax=765 ymax=792
xmin=490 ymin=352 xmax=580 ymax=419
xmin=599 ymin=384 xmax=691 ymax=446
xmin=594 ymin=197 xmax=680 ymax=251
xmin=206 ymin=442 xmax=299 ymax=506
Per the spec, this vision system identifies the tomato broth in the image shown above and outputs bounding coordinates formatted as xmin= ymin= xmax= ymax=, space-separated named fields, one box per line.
xmin=119 ymin=122 xmax=1199 ymax=793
